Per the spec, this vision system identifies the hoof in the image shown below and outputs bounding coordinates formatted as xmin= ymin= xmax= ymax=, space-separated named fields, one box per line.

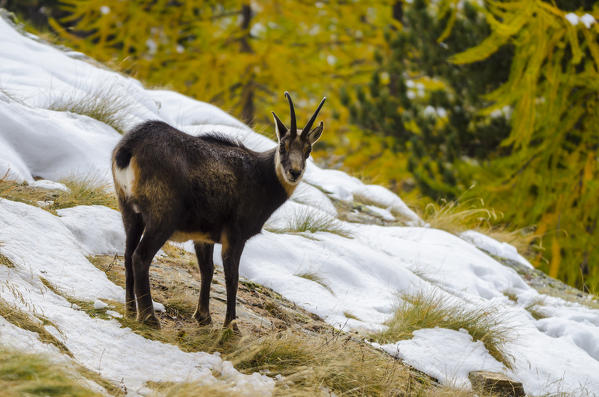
xmin=224 ymin=320 xmax=241 ymax=335
xmin=138 ymin=314 xmax=161 ymax=329
xmin=193 ymin=311 xmax=212 ymax=326
xmin=125 ymin=309 xmax=137 ymax=320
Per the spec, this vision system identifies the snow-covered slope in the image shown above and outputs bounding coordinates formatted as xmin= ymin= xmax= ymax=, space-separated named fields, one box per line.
xmin=1 ymin=14 xmax=599 ymax=396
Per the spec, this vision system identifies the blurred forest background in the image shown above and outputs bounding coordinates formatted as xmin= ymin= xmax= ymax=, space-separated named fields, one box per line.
xmin=3 ymin=0 xmax=598 ymax=292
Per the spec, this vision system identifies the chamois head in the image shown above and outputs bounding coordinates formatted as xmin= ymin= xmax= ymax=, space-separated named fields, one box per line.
xmin=272 ymin=92 xmax=326 ymax=185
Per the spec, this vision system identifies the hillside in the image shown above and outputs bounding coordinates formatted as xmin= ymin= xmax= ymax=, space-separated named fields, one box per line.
xmin=1 ymin=11 xmax=599 ymax=397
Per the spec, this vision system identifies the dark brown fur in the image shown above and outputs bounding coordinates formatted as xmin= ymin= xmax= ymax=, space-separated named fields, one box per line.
xmin=111 ymin=93 xmax=325 ymax=329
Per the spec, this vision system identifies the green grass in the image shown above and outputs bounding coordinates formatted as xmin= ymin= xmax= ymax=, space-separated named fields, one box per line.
xmin=295 ymin=272 xmax=335 ymax=295
xmin=266 ymin=207 xmax=352 ymax=238
xmin=0 ymin=349 xmax=103 ymax=397
xmin=370 ymin=291 xmax=514 ymax=369
xmin=46 ymin=83 xmax=134 ymax=134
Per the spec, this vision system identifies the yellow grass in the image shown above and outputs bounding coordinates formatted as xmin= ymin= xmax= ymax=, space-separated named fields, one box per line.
xmin=370 ymin=291 xmax=514 ymax=369
xmin=0 ymin=349 xmax=103 ymax=397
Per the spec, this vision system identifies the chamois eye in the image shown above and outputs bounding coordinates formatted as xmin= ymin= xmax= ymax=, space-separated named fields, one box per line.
xmin=304 ymin=148 xmax=311 ymax=159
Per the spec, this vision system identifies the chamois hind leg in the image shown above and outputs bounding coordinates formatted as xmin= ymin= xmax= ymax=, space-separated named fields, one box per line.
xmin=132 ymin=224 xmax=173 ymax=328
xmin=221 ymin=234 xmax=245 ymax=331
xmin=120 ymin=201 xmax=144 ymax=319
xmin=193 ymin=242 xmax=214 ymax=325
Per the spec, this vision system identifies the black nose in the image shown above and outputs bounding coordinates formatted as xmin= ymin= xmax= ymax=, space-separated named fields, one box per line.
xmin=289 ymin=169 xmax=301 ymax=179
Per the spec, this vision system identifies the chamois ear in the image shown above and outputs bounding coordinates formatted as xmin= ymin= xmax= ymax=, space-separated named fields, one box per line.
xmin=307 ymin=121 xmax=324 ymax=144
xmin=272 ymin=112 xmax=288 ymax=141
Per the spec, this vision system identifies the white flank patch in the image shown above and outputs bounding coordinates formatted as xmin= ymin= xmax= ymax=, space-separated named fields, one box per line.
xmin=113 ymin=162 xmax=135 ymax=197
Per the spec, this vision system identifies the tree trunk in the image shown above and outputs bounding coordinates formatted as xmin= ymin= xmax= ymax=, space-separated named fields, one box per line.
xmin=392 ymin=1 xmax=403 ymax=23
xmin=239 ymin=3 xmax=255 ymax=126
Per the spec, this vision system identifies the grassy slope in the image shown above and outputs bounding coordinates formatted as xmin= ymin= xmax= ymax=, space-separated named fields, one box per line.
xmin=2 ymin=175 xmax=596 ymax=395
xmin=86 ymin=249 xmax=477 ymax=396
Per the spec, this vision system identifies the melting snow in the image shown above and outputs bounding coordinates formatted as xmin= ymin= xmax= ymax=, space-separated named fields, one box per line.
xmin=460 ymin=230 xmax=533 ymax=269
xmin=373 ymin=328 xmax=505 ymax=388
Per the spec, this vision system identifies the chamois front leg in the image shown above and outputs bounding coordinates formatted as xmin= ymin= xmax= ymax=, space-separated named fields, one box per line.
xmin=132 ymin=225 xmax=172 ymax=329
xmin=221 ymin=236 xmax=245 ymax=331
xmin=193 ymin=242 xmax=214 ymax=325
xmin=120 ymin=202 xmax=144 ymax=319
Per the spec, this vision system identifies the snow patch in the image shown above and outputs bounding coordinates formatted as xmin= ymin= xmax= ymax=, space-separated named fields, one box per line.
xmin=565 ymin=12 xmax=579 ymax=26
xmin=374 ymin=328 xmax=504 ymax=388
xmin=460 ymin=230 xmax=533 ymax=269
xmin=93 ymin=299 xmax=108 ymax=310
xmin=364 ymin=205 xmax=395 ymax=221
xmin=30 ymin=179 xmax=70 ymax=192
xmin=57 ymin=205 xmax=125 ymax=256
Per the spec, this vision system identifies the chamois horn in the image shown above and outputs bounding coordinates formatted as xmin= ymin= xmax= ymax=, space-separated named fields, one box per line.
xmin=284 ymin=91 xmax=297 ymax=135
xmin=302 ymin=97 xmax=326 ymax=136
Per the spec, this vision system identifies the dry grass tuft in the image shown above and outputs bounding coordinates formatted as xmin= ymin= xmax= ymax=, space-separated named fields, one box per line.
xmin=421 ymin=197 xmax=501 ymax=235
xmin=524 ymin=297 xmax=549 ymax=320
xmin=343 ymin=311 xmax=361 ymax=321
xmin=0 ymin=252 xmax=15 ymax=268
xmin=53 ymin=177 xmax=118 ymax=211
xmin=419 ymin=197 xmax=536 ymax=256
xmin=371 ymin=291 xmax=514 ymax=369
xmin=0 ymin=349 xmax=103 ymax=397
xmin=148 ymin=381 xmax=239 ymax=397
xmin=46 ymin=83 xmax=135 ymax=134
xmin=0 ymin=298 xmax=71 ymax=357
xmin=39 ymin=277 xmax=111 ymax=320
xmin=295 ymin=272 xmax=334 ymax=295
xmin=0 ymin=176 xmax=118 ymax=212
xmin=0 ymin=178 xmax=52 ymax=207
xmin=228 ymin=329 xmax=432 ymax=396
xmin=266 ymin=208 xmax=351 ymax=238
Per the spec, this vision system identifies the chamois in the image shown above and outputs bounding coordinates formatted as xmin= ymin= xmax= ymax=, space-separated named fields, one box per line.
xmin=111 ymin=92 xmax=326 ymax=329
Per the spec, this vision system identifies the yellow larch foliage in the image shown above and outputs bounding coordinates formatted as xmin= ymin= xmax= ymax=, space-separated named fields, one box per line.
xmin=50 ymin=0 xmax=398 ymax=136
xmin=450 ymin=0 xmax=599 ymax=289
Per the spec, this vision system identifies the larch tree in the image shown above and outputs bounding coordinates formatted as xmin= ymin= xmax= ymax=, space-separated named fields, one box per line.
xmin=46 ymin=0 xmax=396 ymax=131
xmin=340 ymin=0 xmax=512 ymax=197
xmin=448 ymin=0 xmax=599 ymax=289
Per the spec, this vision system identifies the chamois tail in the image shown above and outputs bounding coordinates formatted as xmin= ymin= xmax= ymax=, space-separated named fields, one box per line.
xmin=114 ymin=146 xmax=132 ymax=169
